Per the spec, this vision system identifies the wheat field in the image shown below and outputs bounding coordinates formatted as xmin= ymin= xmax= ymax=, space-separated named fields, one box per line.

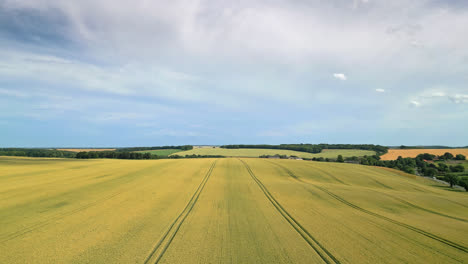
xmin=1 ymin=157 xmax=467 ymax=263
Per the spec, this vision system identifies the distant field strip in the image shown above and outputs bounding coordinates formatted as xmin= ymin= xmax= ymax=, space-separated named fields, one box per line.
xmin=56 ymin=149 xmax=116 ymax=152
xmin=381 ymin=149 xmax=468 ymax=160
xmin=270 ymin=161 xmax=468 ymax=254
xmin=240 ymin=159 xmax=340 ymax=264
xmin=136 ymin=149 xmax=183 ymax=156
xmin=144 ymin=161 xmax=217 ymax=264
xmin=173 ymin=148 xmax=375 ymax=158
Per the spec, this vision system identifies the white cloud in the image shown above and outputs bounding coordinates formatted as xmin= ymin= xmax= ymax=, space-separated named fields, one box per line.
xmin=430 ymin=91 xmax=446 ymax=97
xmin=333 ymin=73 xmax=347 ymax=81
xmin=410 ymin=100 xmax=421 ymax=107
xmin=449 ymin=94 xmax=468 ymax=104
xmin=375 ymin=88 xmax=385 ymax=93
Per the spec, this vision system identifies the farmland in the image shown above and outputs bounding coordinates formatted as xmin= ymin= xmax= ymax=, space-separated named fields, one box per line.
xmin=135 ymin=149 xmax=184 ymax=156
xmin=381 ymin=149 xmax=468 ymax=160
xmin=171 ymin=147 xmax=376 ymax=158
xmin=57 ymin=148 xmax=116 ymax=152
xmin=1 ymin=156 xmax=467 ymax=263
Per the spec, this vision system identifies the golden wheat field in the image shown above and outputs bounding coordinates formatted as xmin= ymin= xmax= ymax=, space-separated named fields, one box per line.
xmin=380 ymin=149 xmax=468 ymax=160
xmin=1 ymin=157 xmax=467 ymax=263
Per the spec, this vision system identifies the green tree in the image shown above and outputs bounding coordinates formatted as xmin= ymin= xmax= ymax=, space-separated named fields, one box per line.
xmin=403 ymin=166 xmax=415 ymax=174
xmin=442 ymin=152 xmax=454 ymax=160
xmin=438 ymin=163 xmax=449 ymax=172
xmin=424 ymin=168 xmax=437 ymax=177
xmin=337 ymin=155 xmax=344 ymax=163
xmin=455 ymin=154 xmax=466 ymax=160
xmin=445 ymin=174 xmax=459 ymax=188
xmin=459 ymin=178 xmax=468 ymax=192
xmin=449 ymin=164 xmax=465 ymax=173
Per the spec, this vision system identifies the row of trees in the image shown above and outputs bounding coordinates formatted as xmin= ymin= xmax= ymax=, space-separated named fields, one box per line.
xmin=222 ymin=144 xmax=388 ymax=155
xmin=75 ymin=151 xmax=223 ymax=159
xmin=0 ymin=148 xmax=76 ymax=158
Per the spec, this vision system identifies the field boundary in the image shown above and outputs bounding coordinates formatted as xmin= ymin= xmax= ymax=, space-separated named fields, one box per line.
xmin=143 ymin=160 xmax=217 ymax=264
xmin=239 ymin=159 xmax=340 ymax=264
xmin=270 ymin=162 xmax=468 ymax=254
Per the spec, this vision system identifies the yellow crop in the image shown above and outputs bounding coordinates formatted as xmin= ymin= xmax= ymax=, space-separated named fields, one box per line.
xmin=0 ymin=157 xmax=466 ymax=263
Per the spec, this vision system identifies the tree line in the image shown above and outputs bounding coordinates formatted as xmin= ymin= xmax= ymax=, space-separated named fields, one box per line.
xmin=221 ymin=144 xmax=388 ymax=155
xmin=75 ymin=151 xmax=222 ymax=159
xmin=0 ymin=148 xmax=76 ymax=158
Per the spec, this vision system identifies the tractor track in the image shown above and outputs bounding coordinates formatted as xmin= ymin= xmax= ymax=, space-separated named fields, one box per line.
xmin=270 ymin=162 xmax=468 ymax=254
xmin=378 ymin=192 xmax=468 ymax=223
xmin=143 ymin=160 xmax=217 ymax=264
xmin=240 ymin=159 xmax=341 ymax=264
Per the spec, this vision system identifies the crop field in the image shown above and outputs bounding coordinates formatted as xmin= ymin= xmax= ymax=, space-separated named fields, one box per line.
xmin=172 ymin=147 xmax=376 ymax=158
xmin=56 ymin=148 xmax=116 ymax=152
xmin=1 ymin=157 xmax=467 ymax=263
xmin=135 ymin=149 xmax=183 ymax=156
xmin=381 ymin=149 xmax=468 ymax=160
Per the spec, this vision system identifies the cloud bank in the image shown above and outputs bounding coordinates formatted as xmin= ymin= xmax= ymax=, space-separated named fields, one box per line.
xmin=0 ymin=0 xmax=467 ymax=146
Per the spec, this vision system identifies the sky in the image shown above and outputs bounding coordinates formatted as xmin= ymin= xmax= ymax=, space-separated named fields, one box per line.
xmin=0 ymin=0 xmax=467 ymax=147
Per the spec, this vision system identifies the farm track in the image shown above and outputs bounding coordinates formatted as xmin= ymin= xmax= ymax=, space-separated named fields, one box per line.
xmin=143 ymin=160 xmax=217 ymax=264
xmin=0 ymin=164 xmax=167 ymax=243
xmin=270 ymin=162 xmax=468 ymax=254
xmin=240 ymin=159 xmax=341 ymax=264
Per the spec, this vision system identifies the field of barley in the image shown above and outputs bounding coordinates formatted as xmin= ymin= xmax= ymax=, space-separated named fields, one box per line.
xmin=1 ymin=156 xmax=467 ymax=263
xmin=380 ymin=148 xmax=468 ymax=160
xmin=171 ymin=147 xmax=375 ymax=159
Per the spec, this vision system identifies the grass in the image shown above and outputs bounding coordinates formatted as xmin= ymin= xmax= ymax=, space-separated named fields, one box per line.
xmin=135 ymin=149 xmax=184 ymax=156
xmin=1 ymin=156 xmax=467 ymax=263
xmin=381 ymin=149 xmax=468 ymax=160
xmin=171 ymin=147 xmax=376 ymax=158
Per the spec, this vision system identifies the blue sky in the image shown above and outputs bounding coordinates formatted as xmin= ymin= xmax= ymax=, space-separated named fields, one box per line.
xmin=0 ymin=0 xmax=467 ymax=147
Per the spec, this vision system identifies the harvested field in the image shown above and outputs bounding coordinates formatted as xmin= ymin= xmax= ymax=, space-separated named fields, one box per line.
xmin=381 ymin=149 xmax=468 ymax=160
xmin=1 ymin=157 xmax=467 ymax=263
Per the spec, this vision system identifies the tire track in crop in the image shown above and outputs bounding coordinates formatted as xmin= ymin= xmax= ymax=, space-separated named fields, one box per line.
xmin=300 ymin=162 xmax=348 ymax=185
xmin=377 ymin=192 xmax=468 ymax=223
xmin=240 ymin=159 xmax=340 ymax=264
xmin=372 ymin=179 xmax=393 ymax=189
xmin=143 ymin=160 xmax=217 ymax=264
xmin=271 ymin=162 xmax=468 ymax=254
xmin=0 ymin=163 xmax=171 ymax=243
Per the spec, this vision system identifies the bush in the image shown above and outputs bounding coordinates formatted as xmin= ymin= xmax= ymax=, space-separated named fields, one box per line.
xmin=449 ymin=165 xmax=465 ymax=173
